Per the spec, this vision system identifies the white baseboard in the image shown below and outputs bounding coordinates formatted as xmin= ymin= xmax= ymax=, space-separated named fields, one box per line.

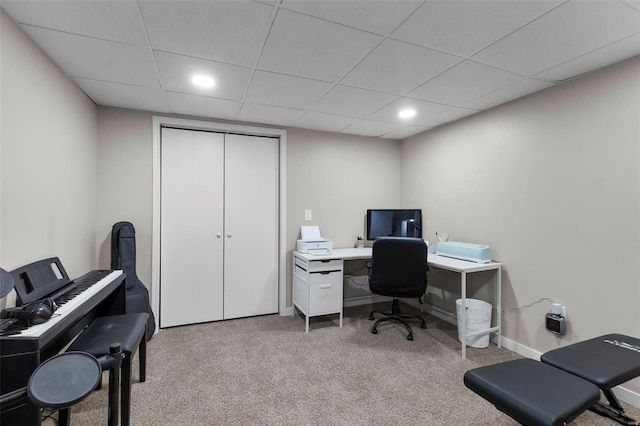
xmin=343 ymin=294 xmax=388 ymax=308
xmin=498 ymin=335 xmax=543 ymax=360
xmin=419 ymin=302 xmax=457 ymax=325
xmin=618 ymin=386 xmax=640 ymax=411
xmin=280 ymin=306 xmax=294 ymax=317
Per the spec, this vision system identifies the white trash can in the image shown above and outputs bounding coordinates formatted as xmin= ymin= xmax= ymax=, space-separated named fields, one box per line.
xmin=456 ymin=298 xmax=492 ymax=348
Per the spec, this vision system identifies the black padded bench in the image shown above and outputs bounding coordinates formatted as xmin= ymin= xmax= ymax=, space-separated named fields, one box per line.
xmin=464 ymin=334 xmax=640 ymax=425
xmin=68 ymin=313 xmax=148 ymax=426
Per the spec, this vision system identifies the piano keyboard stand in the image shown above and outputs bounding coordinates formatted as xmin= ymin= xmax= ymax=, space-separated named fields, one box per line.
xmin=1 ymin=263 xmax=127 ymax=426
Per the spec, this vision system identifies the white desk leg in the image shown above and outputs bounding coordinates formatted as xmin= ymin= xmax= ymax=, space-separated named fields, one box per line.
xmin=305 ymin=315 xmax=309 ymax=333
xmin=339 ymin=310 xmax=343 ymax=328
xmin=461 ymin=272 xmax=467 ymax=359
xmin=497 ymin=266 xmax=502 ymax=349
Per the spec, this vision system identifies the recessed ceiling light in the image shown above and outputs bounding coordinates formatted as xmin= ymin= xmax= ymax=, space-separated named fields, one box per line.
xmin=398 ymin=108 xmax=416 ymax=119
xmin=192 ymin=74 xmax=215 ymax=89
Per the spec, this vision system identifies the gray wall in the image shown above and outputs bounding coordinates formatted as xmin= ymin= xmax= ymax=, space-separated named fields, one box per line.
xmin=96 ymin=108 xmax=154 ymax=281
xmin=2 ymin=6 xmax=639 ymax=398
xmin=0 ymin=11 xmax=98 ymax=309
xmin=401 ymin=57 xmax=640 ymax=393
xmin=286 ymin=128 xmax=401 ymax=250
xmin=285 ymin=128 xmax=401 ymax=304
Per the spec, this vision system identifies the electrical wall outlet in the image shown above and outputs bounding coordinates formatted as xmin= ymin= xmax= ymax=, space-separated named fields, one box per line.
xmin=547 ymin=303 xmax=567 ymax=335
xmin=304 ymin=210 xmax=312 ymax=221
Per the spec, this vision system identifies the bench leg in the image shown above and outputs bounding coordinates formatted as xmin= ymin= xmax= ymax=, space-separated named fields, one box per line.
xmin=121 ymin=353 xmax=132 ymax=426
xmin=139 ymin=333 xmax=147 ymax=383
xmin=107 ymin=354 xmax=120 ymax=426
xmin=59 ymin=408 xmax=70 ymax=426
xmin=589 ymin=389 xmax=639 ymax=426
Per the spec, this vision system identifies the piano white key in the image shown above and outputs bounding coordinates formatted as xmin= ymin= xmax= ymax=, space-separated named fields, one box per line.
xmin=6 ymin=270 xmax=123 ymax=338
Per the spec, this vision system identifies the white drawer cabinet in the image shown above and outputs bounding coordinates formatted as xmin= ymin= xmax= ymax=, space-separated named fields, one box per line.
xmin=292 ymin=253 xmax=343 ymax=332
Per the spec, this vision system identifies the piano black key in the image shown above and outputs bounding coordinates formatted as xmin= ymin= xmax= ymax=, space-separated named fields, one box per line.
xmin=53 ymin=270 xmax=112 ymax=307
xmin=1 ymin=270 xmax=116 ymax=338
xmin=0 ymin=318 xmax=29 ymax=336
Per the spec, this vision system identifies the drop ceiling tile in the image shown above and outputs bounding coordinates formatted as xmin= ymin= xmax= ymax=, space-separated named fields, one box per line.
xmin=473 ymin=1 xmax=640 ymax=76
xmin=155 ymin=51 xmax=251 ymax=101
xmin=341 ymin=39 xmax=461 ymax=95
xmin=258 ymin=9 xmax=382 ymax=81
xmin=463 ymin=78 xmax=555 ymax=110
xmin=280 ymin=0 xmax=421 ymax=35
xmin=237 ymin=103 xmax=305 ymax=127
xmin=167 ymin=92 xmax=240 ymax=121
xmin=139 ymin=1 xmax=273 ymax=67
xmin=409 ymin=60 xmax=524 ymax=106
xmin=2 ymin=0 xmax=146 ymax=45
xmin=367 ymin=98 xmax=451 ymax=126
xmin=535 ymin=33 xmax=640 ymax=81
xmin=245 ymin=71 xmax=332 ymax=109
xmin=294 ymin=111 xmax=358 ymax=133
xmin=313 ymin=85 xmax=397 ymax=119
xmin=20 ymin=25 xmax=159 ymax=87
xmin=73 ymin=77 xmax=169 ymax=113
xmin=381 ymin=125 xmax=430 ymax=140
xmin=340 ymin=120 xmax=403 ymax=138
xmin=392 ymin=0 xmax=561 ymax=57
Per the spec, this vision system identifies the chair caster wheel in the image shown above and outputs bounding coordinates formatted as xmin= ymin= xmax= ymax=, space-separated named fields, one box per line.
xmin=368 ymin=315 xmax=374 ymax=320
xmin=420 ymin=323 xmax=427 ymax=329
xmin=407 ymin=335 xmax=414 ymax=341
xmin=371 ymin=329 xmax=377 ymax=334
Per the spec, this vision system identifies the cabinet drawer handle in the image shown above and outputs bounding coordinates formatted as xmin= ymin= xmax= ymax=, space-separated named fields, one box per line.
xmin=319 ymin=284 xmax=332 ymax=289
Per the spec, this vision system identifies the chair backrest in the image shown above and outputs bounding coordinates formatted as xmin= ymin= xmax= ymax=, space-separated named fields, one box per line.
xmin=369 ymin=237 xmax=427 ymax=298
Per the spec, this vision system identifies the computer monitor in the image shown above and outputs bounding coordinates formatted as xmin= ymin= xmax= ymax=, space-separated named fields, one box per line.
xmin=366 ymin=209 xmax=422 ymax=241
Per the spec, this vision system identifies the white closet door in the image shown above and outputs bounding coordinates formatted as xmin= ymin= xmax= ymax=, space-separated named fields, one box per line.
xmin=160 ymin=128 xmax=224 ymax=328
xmin=223 ymin=134 xmax=279 ymax=319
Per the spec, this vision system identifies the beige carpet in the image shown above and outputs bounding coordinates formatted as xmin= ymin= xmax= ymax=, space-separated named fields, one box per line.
xmin=47 ymin=303 xmax=639 ymax=425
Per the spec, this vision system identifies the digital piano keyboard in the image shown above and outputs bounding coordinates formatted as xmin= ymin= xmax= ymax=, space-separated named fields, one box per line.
xmin=0 ymin=259 xmax=126 ymax=426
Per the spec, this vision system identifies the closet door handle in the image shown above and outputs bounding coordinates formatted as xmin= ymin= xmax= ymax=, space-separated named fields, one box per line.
xmin=227 ymin=233 xmax=232 ymax=238
xmin=216 ymin=233 xmax=222 ymax=238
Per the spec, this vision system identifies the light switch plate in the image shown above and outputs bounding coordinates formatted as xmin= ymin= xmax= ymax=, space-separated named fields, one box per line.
xmin=304 ymin=210 xmax=312 ymax=221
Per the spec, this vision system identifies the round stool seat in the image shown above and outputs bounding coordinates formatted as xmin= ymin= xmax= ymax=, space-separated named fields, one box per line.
xmin=28 ymin=352 xmax=101 ymax=409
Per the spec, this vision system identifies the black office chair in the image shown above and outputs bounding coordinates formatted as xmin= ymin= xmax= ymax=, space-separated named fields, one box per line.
xmin=366 ymin=237 xmax=428 ymax=341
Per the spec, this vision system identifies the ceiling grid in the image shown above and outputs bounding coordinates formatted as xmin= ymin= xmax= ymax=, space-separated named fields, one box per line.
xmin=2 ymin=0 xmax=638 ymax=140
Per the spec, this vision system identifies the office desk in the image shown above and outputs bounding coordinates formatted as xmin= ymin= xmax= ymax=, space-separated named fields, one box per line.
xmin=425 ymin=254 xmax=502 ymax=359
xmin=292 ymin=248 xmax=501 ymax=359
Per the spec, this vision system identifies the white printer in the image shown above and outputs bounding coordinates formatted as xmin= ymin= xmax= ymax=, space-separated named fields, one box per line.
xmin=296 ymin=226 xmax=333 ymax=255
